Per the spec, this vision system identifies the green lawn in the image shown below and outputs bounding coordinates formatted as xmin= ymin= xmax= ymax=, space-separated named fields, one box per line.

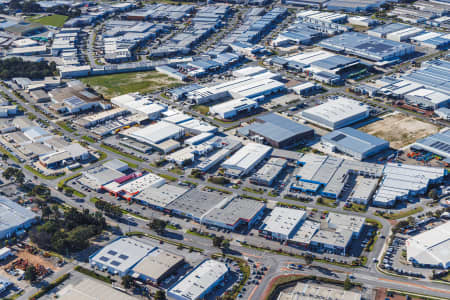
xmin=192 ymin=105 xmax=209 ymax=115
xmin=80 ymin=71 xmax=181 ymax=99
xmin=243 ymin=187 xmax=264 ymax=194
xmin=317 ymin=197 xmax=338 ymax=208
xmin=0 ymin=145 xmax=20 ymax=163
xmin=119 ymin=159 xmax=138 ymax=169
xmin=158 ymin=173 xmax=177 ymax=182
xmin=25 ymin=165 xmax=65 ymax=180
xmin=56 ymin=121 xmax=75 ymax=133
xmin=377 ymin=207 xmax=424 ymax=220
xmin=81 ymin=135 xmax=96 ymax=143
xmin=100 ymin=144 xmax=144 ymax=162
xmin=26 ymin=14 xmax=68 ymax=27
xmin=169 ymin=166 xmax=184 ymax=175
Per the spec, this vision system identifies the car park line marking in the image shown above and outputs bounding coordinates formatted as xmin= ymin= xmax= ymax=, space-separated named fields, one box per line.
xmin=378 ymin=278 xmax=450 ymax=295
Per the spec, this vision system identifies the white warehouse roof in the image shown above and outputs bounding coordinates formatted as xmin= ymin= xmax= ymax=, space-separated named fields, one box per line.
xmin=222 ymin=143 xmax=272 ymax=174
xmin=168 ymin=260 xmax=228 ymax=300
xmin=406 ymin=222 xmax=450 ymax=268
xmin=128 ymin=121 xmax=184 ymax=145
xmin=261 ymin=207 xmax=306 ymax=239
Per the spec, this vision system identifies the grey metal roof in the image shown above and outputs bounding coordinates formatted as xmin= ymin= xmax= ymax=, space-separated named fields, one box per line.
xmin=247 ymin=113 xmax=313 ymax=143
xmin=322 ymin=127 xmax=389 ymax=155
xmin=0 ymin=197 xmax=37 ymax=236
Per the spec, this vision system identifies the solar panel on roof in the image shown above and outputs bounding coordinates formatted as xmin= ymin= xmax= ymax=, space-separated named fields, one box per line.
xmin=100 ymin=256 xmax=109 ymax=262
xmin=107 ymin=250 xmax=118 ymax=256
xmin=110 ymin=260 xmax=121 ymax=266
xmin=119 ymin=254 xmax=129 ymax=260
xmin=331 ymin=134 xmax=346 ymax=142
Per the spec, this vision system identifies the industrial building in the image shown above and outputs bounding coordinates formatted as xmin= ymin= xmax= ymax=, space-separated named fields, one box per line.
xmin=406 ymin=222 xmax=450 ymax=268
xmin=131 ymin=249 xmax=184 ymax=283
xmin=122 ymin=121 xmax=184 ymax=153
xmin=102 ymin=172 xmax=166 ymax=201
xmin=111 ymin=93 xmax=167 ymax=120
xmin=259 ymin=207 xmax=307 ymax=241
xmin=222 ymin=143 xmax=272 ymax=177
xmin=348 ymin=177 xmax=379 ymax=205
xmin=167 ymin=259 xmax=228 ymax=300
xmin=326 ymin=212 xmax=365 ymax=239
xmin=373 ymin=163 xmax=447 ymax=207
xmin=404 ymin=88 xmax=450 ymax=110
xmin=57 ymin=277 xmax=137 ymax=300
xmin=89 ymin=237 xmax=155 ymax=277
xmin=300 ymin=97 xmax=370 ymax=130
xmin=293 ymin=154 xmax=384 ymax=199
xmin=435 ymin=108 xmax=450 ymax=121
xmin=368 ymin=23 xmax=424 ymax=42
xmin=278 ymin=282 xmax=361 ymax=300
xmin=413 ymin=130 xmax=450 ymax=160
xmin=0 ymin=197 xmax=38 ymax=240
xmin=310 ymin=229 xmax=353 ymax=255
xmin=250 ymin=158 xmax=287 ymax=186
xmin=209 ymin=98 xmax=258 ymax=119
xmin=321 ymin=127 xmax=390 ymax=160
xmin=318 ymin=32 xmax=415 ymax=63
xmin=238 ymin=113 xmax=314 ymax=149
xmin=186 ymin=74 xmax=285 ymax=104
xmin=202 ymin=197 xmax=266 ymax=231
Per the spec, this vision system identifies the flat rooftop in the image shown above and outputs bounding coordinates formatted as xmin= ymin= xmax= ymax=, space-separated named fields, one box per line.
xmin=132 ymin=248 xmax=184 ymax=281
xmin=0 ymin=197 xmax=37 ymax=234
xmin=204 ymin=197 xmax=266 ymax=227
xmin=261 ymin=207 xmax=306 ymax=237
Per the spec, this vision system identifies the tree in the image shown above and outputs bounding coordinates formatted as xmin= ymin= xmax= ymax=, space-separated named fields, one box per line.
xmin=154 ymin=290 xmax=166 ymax=300
xmin=24 ymin=265 xmax=37 ymax=282
xmin=65 ymin=189 xmax=73 ymax=197
xmin=32 ymin=184 xmax=51 ymax=200
xmin=1 ymin=153 xmax=8 ymax=162
xmin=304 ymin=254 xmax=314 ymax=265
xmin=148 ymin=219 xmax=167 ymax=235
xmin=428 ymin=188 xmax=439 ymax=201
xmin=212 ymin=236 xmax=225 ymax=248
xmin=343 ymin=276 xmax=352 ymax=290
xmin=122 ymin=275 xmax=134 ymax=289
xmin=221 ymin=239 xmax=230 ymax=253
xmin=41 ymin=205 xmax=52 ymax=220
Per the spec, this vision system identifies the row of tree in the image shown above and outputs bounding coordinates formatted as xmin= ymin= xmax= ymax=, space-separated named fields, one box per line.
xmin=0 ymin=58 xmax=57 ymax=80
xmin=30 ymin=206 xmax=106 ymax=254
xmin=94 ymin=199 xmax=123 ymax=219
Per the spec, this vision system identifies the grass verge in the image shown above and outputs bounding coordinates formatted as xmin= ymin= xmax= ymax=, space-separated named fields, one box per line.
xmin=0 ymin=145 xmax=20 ymax=163
xmin=204 ymin=186 xmax=232 ymax=194
xmin=81 ymin=135 xmax=96 ymax=143
xmin=100 ymin=144 xmax=144 ymax=162
xmin=243 ymin=187 xmax=264 ymax=194
xmin=24 ymin=165 xmax=65 ymax=180
xmin=29 ymin=273 xmax=70 ymax=299
xmin=158 ymin=173 xmax=177 ymax=182
xmin=74 ymin=266 xmax=112 ymax=283
xmin=126 ymin=231 xmax=203 ymax=252
xmin=119 ymin=159 xmax=139 ymax=169
xmin=376 ymin=207 xmax=424 ymax=220
xmin=56 ymin=121 xmax=75 ymax=133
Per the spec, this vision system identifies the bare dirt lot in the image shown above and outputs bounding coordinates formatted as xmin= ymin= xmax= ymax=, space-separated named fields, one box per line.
xmin=7 ymin=250 xmax=59 ymax=271
xmin=359 ymin=113 xmax=440 ymax=149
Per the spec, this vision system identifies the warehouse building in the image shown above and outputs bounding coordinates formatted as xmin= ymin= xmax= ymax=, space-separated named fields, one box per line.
xmin=413 ymin=130 xmax=450 ymax=160
xmin=435 ymin=108 xmax=450 ymax=121
xmin=238 ymin=113 xmax=314 ymax=149
xmin=326 ymin=212 xmax=365 ymax=239
xmin=281 ymin=0 xmax=328 ymax=8
xmin=89 ymin=237 xmax=156 ymax=277
xmin=368 ymin=23 xmax=424 ymax=42
xmin=202 ymin=197 xmax=266 ymax=231
xmin=131 ymin=249 xmax=184 ymax=283
xmin=111 ymin=93 xmax=167 ymax=120
xmin=250 ymin=158 xmax=287 ymax=186
xmin=289 ymin=220 xmax=321 ymax=248
xmin=167 ymin=259 xmax=228 ymax=300
xmin=0 ymin=197 xmax=38 ymax=239
xmin=404 ymin=88 xmax=450 ymax=110
xmin=58 ymin=277 xmax=137 ymax=300
xmin=300 ymin=97 xmax=370 ymax=130
xmin=348 ymin=177 xmax=379 ymax=205
xmin=406 ymin=222 xmax=450 ymax=269
xmin=319 ymin=32 xmax=415 ymax=63
xmin=209 ymin=98 xmax=258 ymax=119
xmin=309 ymin=229 xmax=353 ymax=255
xmin=102 ymin=172 xmax=166 ymax=201
xmin=259 ymin=207 xmax=307 ymax=241
xmin=135 ymin=184 xmax=188 ymax=210
xmin=122 ymin=121 xmax=184 ymax=153
xmin=278 ymin=282 xmax=361 ymax=300
xmin=373 ymin=163 xmax=446 ymax=207
xmin=186 ymin=75 xmax=285 ymax=104
xmin=222 ymin=143 xmax=272 ymax=177
xmin=321 ymin=127 xmax=389 ymax=160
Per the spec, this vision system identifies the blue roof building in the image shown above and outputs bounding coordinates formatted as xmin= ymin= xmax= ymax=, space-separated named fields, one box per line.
xmin=321 ymin=127 xmax=389 ymax=160
xmin=238 ymin=113 xmax=314 ymax=149
xmin=414 ymin=130 xmax=450 ymax=159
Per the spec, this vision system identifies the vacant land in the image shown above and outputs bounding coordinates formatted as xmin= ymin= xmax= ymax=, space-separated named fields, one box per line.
xmin=81 ymin=71 xmax=181 ymax=99
xmin=26 ymin=14 xmax=68 ymax=27
xmin=360 ymin=113 xmax=439 ymax=149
